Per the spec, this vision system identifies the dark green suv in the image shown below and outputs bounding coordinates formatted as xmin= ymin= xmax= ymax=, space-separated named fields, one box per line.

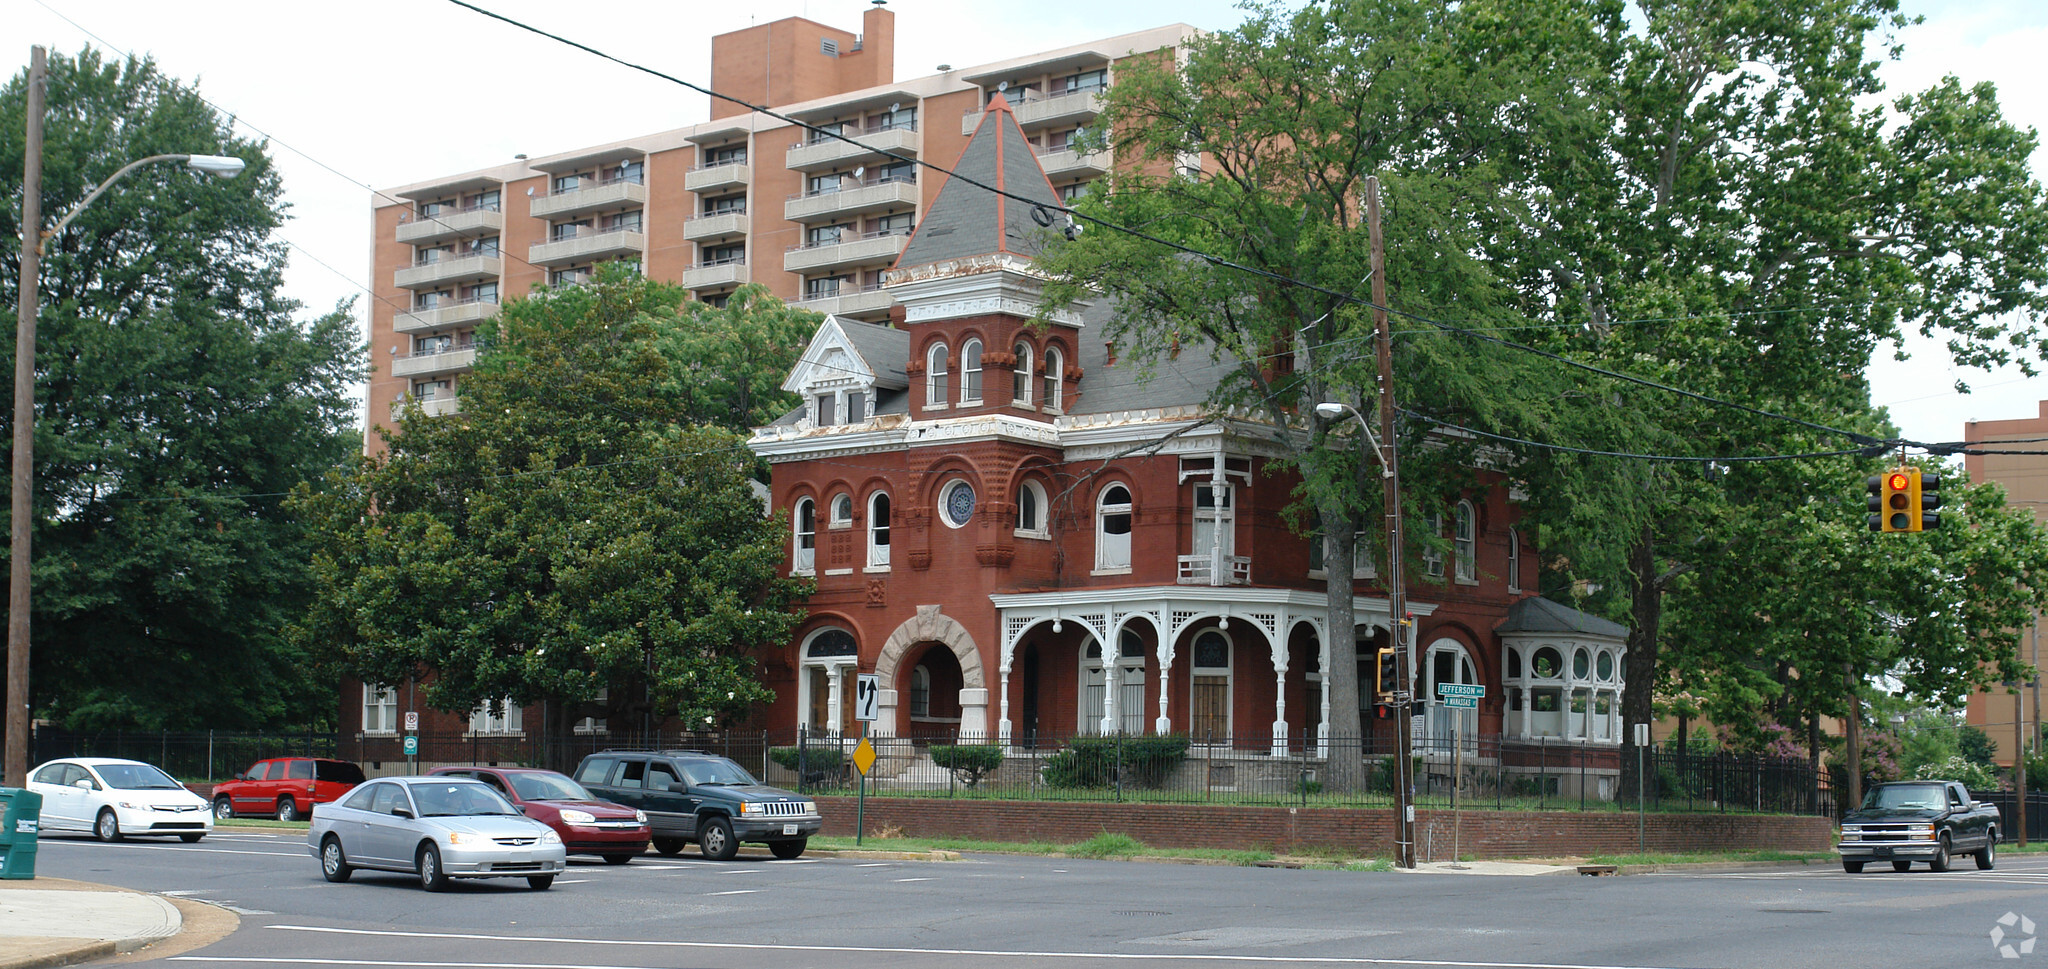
xmin=571 ymin=750 xmax=822 ymax=860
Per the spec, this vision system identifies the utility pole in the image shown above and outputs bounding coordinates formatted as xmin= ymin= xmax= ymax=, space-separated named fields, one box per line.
xmin=1365 ymin=176 xmax=1415 ymax=869
xmin=6 ymin=46 xmax=47 ymax=789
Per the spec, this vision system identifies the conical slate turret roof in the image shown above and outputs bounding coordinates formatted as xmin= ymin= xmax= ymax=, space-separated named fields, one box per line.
xmin=891 ymin=93 xmax=1065 ymax=272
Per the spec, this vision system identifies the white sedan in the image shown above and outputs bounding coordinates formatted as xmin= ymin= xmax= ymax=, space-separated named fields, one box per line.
xmin=27 ymin=757 xmax=213 ymax=843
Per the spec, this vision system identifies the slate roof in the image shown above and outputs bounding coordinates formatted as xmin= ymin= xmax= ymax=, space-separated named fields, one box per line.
xmin=838 ymin=318 xmax=909 ymax=388
xmin=1495 ymin=597 xmax=1630 ymax=639
xmin=892 ymin=94 xmax=1066 ymax=271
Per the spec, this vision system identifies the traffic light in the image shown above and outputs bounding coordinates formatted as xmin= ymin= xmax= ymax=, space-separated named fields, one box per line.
xmin=1919 ymin=471 xmax=1942 ymax=530
xmin=1873 ymin=468 xmax=1918 ymax=533
xmin=1373 ymin=647 xmax=1399 ymax=701
xmin=1865 ymin=474 xmax=1884 ymax=532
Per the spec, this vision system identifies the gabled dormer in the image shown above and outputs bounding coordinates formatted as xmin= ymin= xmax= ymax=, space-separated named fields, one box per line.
xmin=781 ymin=314 xmax=909 ymax=428
xmin=886 ymin=93 xmax=1087 ymax=423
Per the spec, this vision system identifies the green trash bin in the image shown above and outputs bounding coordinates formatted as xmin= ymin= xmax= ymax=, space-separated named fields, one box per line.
xmin=0 ymin=787 xmax=43 ymax=879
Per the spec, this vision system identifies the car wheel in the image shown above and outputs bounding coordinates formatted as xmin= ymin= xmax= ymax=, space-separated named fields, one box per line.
xmin=770 ymin=839 xmax=806 ymax=860
xmin=653 ymin=837 xmax=686 ymax=857
xmin=95 ymin=809 xmax=123 ymax=843
xmin=1929 ymin=834 xmax=1952 ymax=873
xmin=180 ymin=833 xmax=205 ymax=844
xmin=1977 ymin=833 xmax=1997 ymax=870
xmin=699 ymin=816 xmax=738 ymax=861
xmin=275 ymin=798 xmax=300 ymax=822
xmin=1891 ymin=859 xmax=1912 ymax=872
xmin=417 ymin=843 xmax=450 ymax=892
xmin=1841 ymin=859 xmax=1864 ymax=873
xmin=321 ymin=837 xmax=353 ymax=883
xmin=527 ymin=874 xmax=555 ymax=890
xmin=213 ymin=797 xmax=235 ymax=821
xmin=602 ymin=853 xmax=636 ymax=865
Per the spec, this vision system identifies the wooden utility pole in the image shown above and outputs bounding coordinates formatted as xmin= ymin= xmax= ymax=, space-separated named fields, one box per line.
xmin=6 ymin=45 xmax=48 ymax=789
xmin=1365 ymin=176 xmax=1414 ymax=869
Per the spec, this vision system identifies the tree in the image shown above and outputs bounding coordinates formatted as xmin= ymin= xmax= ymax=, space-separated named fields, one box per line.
xmin=290 ymin=266 xmax=811 ymax=760
xmin=1 ymin=49 xmax=363 ymax=731
xmin=652 ymin=283 xmax=816 ymax=431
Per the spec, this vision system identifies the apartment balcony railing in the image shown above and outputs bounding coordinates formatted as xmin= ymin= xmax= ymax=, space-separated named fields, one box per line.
xmin=791 ymin=285 xmax=894 ymax=319
xmin=684 ymin=162 xmax=750 ymax=194
xmin=395 ymin=204 xmax=504 ymax=245
xmin=394 ymin=298 xmax=498 ymax=334
xmin=394 ymin=253 xmax=502 ymax=290
xmin=1036 ymin=146 xmax=1111 ymax=179
xmin=682 ymin=210 xmax=749 ymax=243
xmin=783 ymin=229 xmax=910 ymax=274
xmin=391 ymin=395 xmax=461 ymax=421
xmin=528 ymin=175 xmax=648 ymax=220
xmin=784 ymin=176 xmax=919 ymax=224
xmin=962 ymin=89 xmax=1104 ymax=134
xmin=529 ymin=228 xmax=645 ymax=266
xmin=391 ymin=345 xmax=478 ymax=378
xmin=785 ymin=123 xmax=921 ymax=173
xmin=1177 ymin=553 xmax=1252 ymax=586
xmin=681 ymin=256 xmax=749 ymax=291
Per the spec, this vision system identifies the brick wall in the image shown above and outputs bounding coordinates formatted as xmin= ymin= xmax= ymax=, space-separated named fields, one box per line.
xmin=812 ymin=796 xmax=1833 ymax=859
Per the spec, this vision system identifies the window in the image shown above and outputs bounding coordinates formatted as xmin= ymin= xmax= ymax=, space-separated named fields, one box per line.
xmin=1454 ymin=501 xmax=1477 ymax=582
xmin=1507 ymin=530 xmax=1522 ymax=593
xmin=1043 ymin=347 xmax=1064 ymax=411
xmin=702 ymin=244 xmax=744 ymax=266
xmin=829 ymin=493 xmax=854 ymax=526
xmin=1054 ymin=68 xmax=1107 ymax=94
xmin=412 ymin=379 xmax=451 ymax=400
xmin=810 ymin=120 xmax=847 ymax=144
xmin=465 ymin=189 xmax=500 ymax=212
xmin=815 ymin=393 xmax=837 ymax=426
xmin=808 ymin=172 xmax=844 ymax=195
xmin=701 ymin=291 xmax=731 ymax=309
xmin=415 ymin=334 xmax=454 ymax=355
xmin=1425 ymin=640 xmax=1478 ymax=747
xmin=1012 ymin=342 xmax=1033 ymax=404
xmin=910 ymin=665 xmax=931 ymax=718
xmin=362 ymin=684 xmax=398 ymax=734
xmin=873 ymin=211 xmax=913 ymax=236
xmin=1192 ymin=482 xmax=1234 ymax=559
xmin=704 ymin=194 xmax=747 ymax=216
xmin=418 ymin=200 xmax=448 ymax=219
xmin=960 ymin=338 xmax=984 ymax=403
xmin=705 ymin=144 xmax=747 ymax=166
xmin=465 ymin=236 xmax=500 ymax=258
xmin=1080 ymin=631 xmax=1148 ymax=735
xmin=1000 ymin=83 xmax=1040 ymax=105
xmin=806 ymin=276 xmax=850 ymax=299
xmin=801 ymin=629 xmax=858 ymax=734
xmin=463 ymin=282 xmax=498 ymax=304
xmin=1189 ymin=629 xmax=1232 ymax=738
xmin=415 ymin=290 xmax=451 ymax=310
xmin=808 ymin=224 xmax=847 ymax=247
xmin=552 ymin=173 xmax=585 ymax=194
xmin=1057 ymin=182 xmax=1090 ymax=202
xmin=550 ymin=267 xmax=591 ymax=287
xmin=552 ymin=219 xmax=591 ymax=241
xmin=926 ymin=342 xmax=949 ymax=406
xmin=604 ymin=211 xmax=643 ymax=232
xmin=868 ymin=492 xmax=891 ymax=567
xmin=875 ymin=105 xmax=917 ymax=130
xmin=940 ymin=479 xmax=976 ymax=529
xmin=1095 ymin=484 xmax=1133 ymax=571
xmin=470 ymin=698 xmax=523 ymax=735
xmin=793 ymin=498 xmax=816 ymax=573
xmin=574 ymin=688 xmax=609 ymax=735
xmin=875 ymin=160 xmax=916 ymax=183
xmin=1016 ymin=479 xmax=1048 ymax=538
xmin=417 ymin=245 xmax=451 ymax=265
xmin=1421 ymin=511 xmax=1446 ymax=578
xmin=610 ymin=159 xmax=644 ymax=184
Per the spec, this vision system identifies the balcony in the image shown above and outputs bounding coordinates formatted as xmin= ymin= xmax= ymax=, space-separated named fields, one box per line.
xmin=963 ymin=89 xmax=1104 ymax=134
xmin=529 ymin=177 xmax=648 ymax=220
xmin=784 ymin=230 xmax=909 ymax=274
xmin=396 ymin=205 xmax=504 ymax=245
xmin=1036 ymin=146 xmax=1110 ymax=179
xmin=1177 ymin=553 xmax=1251 ymax=586
xmin=785 ymin=177 xmax=919 ymax=224
xmin=392 ymin=345 xmax=478 ymax=378
xmin=683 ymin=210 xmax=749 ymax=243
xmin=529 ymin=228 xmax=645 ymax=266
xmin=792 ymin=285 xmax=894 ymax=319
xmin=394 ymin=298 xmax=497 ymax=334
xmin=685 ymin=162 xmax=750 ymax=194
xmin=682 ymin=256 xmax=749 ymax=291
xmin=395 ymin=253 xmax=502 ymax=290
xmin=392 ymin=395 xmax=461 ymax=421
xmin=785 ymin=124 xmax=921 ymax=173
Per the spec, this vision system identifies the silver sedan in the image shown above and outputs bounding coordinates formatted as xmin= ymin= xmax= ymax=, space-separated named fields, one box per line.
xmin=307 ymin=775 xmax=567 ymax=891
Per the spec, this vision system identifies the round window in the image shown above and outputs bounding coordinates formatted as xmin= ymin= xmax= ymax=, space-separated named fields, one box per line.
xmin=941 ymin=479 xmax=976 ymax=528
xmin=1596 ymin=651 xmax=1615 ymax=681
xmin=1573 ymin=648 xmax=1590 ymax=678
xmin=1531 ymin=647 xmax=1562 ymax=678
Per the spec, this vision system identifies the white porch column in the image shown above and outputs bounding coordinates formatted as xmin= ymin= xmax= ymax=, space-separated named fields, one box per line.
xmin=1101 ymin=662 xmax=1120 ymax=737
xmin=997 ymin=666 xmax=1013 ymax=747
xmin=1155 ymin=644 xmax=1175 ymax=735
xmin=958 ymin=688 xmax=989 ymax=741
xmin=1607 ymin=689 xmax=1622 ymax=742
xmin=826 ymin=669 xmax=845 ymax=735
xmin=1518 ymin=682 xmax=1532 ymax=738
xmin=1271 ymin=664 xmax=1290 ymax=756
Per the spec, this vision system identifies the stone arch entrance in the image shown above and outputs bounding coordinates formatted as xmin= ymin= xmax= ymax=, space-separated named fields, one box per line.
xmin=874 ymin=605 xmax=988 ymax=738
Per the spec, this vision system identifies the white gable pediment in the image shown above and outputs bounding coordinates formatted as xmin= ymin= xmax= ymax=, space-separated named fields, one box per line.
xmin=783 ymin=316 xmax=875 ymax=395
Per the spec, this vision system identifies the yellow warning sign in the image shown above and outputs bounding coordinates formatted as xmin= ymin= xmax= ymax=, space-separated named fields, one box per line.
xmin=852 ymin=736 xmax=877 ymax=777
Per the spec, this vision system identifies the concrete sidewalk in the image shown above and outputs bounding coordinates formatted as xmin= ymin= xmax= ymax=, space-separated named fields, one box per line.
xmin=0 ymin=877 xmax=183 ymax=969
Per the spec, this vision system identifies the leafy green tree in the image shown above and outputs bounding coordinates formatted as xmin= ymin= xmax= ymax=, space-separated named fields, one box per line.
xmin=653 ymin=283 xmax=817 ymax=430
xmin=290 ymin=266 xmax=810 ymax=759
xmin=1 ymin=49 xmax=363 ymax=731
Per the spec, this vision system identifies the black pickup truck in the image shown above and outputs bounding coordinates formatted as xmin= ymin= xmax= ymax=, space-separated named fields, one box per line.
xmin=1837 ymin=780 xmax=2000 ymax=873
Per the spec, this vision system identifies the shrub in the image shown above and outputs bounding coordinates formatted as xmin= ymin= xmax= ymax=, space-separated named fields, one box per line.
xmin=770 ymin=744 xmax=844 ymax=776
xmin=1914 ymin=754 xmax=2002 ymax=792
xmin=930 ymin=745 xmax=1004 ymax=788
xmin=1040 ymin=735 xmax=1191 ymax=790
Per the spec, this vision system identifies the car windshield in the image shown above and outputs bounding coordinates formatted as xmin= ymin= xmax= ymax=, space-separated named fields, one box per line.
xmin=94 ymin=763 xmax=184 ymax=790
xmin=1864 ymin=784 xmax=1945 ymax=811
xmin=411 ymin=782 xmax=520 ymax=817
xmin=509 ymin=772 xmax=594 ymax=802
xmin=686 ymin=758 xmax=759 ymax=786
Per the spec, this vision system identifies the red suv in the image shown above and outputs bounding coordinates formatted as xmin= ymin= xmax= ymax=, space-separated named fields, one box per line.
xmin=430 ymin=766 xmax=650 ymax=864
xmin=212 ymin=757 xmax=365 ymax=822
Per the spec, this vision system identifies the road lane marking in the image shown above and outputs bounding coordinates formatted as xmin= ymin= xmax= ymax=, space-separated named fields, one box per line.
xmin=893 ymin=877 xmax=933 ymax=882
xmin=854 ymin=862 xmax=892 ymax=867
xmin=37 ymin=841 xmax=305 ymax=859
xmin=705 ymin=889 xmax=758 ymax=895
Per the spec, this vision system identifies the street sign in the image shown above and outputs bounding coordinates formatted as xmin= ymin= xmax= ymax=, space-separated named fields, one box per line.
xmin=1441 ymin=696 xmax=1479 ymax=709
xmin=402 ymin=735 xmax=418 ymax=756
xmin=854 ymin=673 xmax=880 ymax=722
xmin=1436 ymin=683 xmax=1485 ymax=698
xmin=404 ymin=711 xmax=419 ymax=731
xmin=852 ymin=736 xmax=877 ymax=776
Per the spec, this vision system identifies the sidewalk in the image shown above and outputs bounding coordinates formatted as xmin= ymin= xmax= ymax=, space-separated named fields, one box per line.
xmin=0 ymin=877 xmax=183 ymax=969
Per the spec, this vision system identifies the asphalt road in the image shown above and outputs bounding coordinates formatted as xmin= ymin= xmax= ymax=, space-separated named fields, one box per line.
xmin=25 ymin=829 xmax=2048 ymax=969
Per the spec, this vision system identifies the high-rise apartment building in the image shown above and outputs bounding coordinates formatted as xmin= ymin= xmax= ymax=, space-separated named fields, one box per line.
xmin=366 ymin=7 xmax=1199 ymax=442
xmin=1963 ymin=403 xmax=2047 ymax=769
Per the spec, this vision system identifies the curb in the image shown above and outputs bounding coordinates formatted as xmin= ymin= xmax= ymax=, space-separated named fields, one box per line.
xmin=0 ymin=938 xmax=117 ymax=969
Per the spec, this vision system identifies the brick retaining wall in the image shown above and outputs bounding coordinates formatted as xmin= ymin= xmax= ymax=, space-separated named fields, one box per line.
xmin=812 ymin=796 xmax=1833 ymax=859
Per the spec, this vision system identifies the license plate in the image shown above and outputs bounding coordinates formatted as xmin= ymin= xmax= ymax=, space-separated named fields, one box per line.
xmin=783 ymin=824 xmax=798 ymax=836
xmin=1874 ymin=847 xmax=1892 ymax=857
xmin=509 ymin=850 xmax=530 ymax=862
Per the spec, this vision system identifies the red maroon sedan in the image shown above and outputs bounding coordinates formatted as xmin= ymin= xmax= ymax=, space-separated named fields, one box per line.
xmin=428 ymin=766 xmax=649 ymax=864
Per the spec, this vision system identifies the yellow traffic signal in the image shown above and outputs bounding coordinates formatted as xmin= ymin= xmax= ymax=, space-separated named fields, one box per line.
xmin=1875 ymin=467 xmax=1924 ymax=533
xmin=1373 ymin=647 xmax=1399 ymax=700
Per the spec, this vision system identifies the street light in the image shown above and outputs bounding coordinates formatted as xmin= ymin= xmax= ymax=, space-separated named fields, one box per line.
xmin=7 ymin=46 xmax=249 ymax=786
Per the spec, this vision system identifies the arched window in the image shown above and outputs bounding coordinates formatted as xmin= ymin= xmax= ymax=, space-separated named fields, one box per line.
xmin=910 ymin=664 xmax=931 ymax=718
xmin=1095 ymin=483 xmax=1133 ymax=571
xmin=1016 ymin=478 xmax=1049 ymax=538
xmin=1421 ymin=510 xmax=1446 ymax=579
xmin=1424 ymin=639 xmax=1478 ymax=749
xmin=1043 ymin=347 xmax=1065 ymax=412
xmin=1454 ymin=500 xmax=1476 ymax=582
xmin=926 ymin=342 xmax=949 ymax=406
xmin=1189 ymin=628 xmax=1232 ymax=739
xmin=800 ymin=628 xmax=859 ymax=733
xmin=1012 ymin=341 xmax=1034 ymax=404
xmin=829 ymin=492 xmax=854 ymax=527
xmin=1079 ymin=630 xmax=1148 ymax=735
xmin=867 ymin=491 xmax=891 ymax=568
xmin=1507 ymin=530 xmax=1522 ymax=593
xmin=793 ymin=498 xmax=816 ymax=573
xmin=960 ymin=338 xmax=984 ymax=403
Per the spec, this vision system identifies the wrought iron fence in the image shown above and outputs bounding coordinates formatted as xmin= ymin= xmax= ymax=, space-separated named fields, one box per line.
xmin=31 ymin=728 xmax=339 ymax=783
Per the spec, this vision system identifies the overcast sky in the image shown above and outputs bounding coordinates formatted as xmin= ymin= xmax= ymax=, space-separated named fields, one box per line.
xmin=12 ymin=0 xmax=2045 ymax=448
